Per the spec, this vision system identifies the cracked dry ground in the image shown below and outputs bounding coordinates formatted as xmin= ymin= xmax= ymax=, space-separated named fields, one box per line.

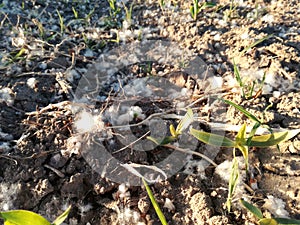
xmin=0 ymin=0 xmax=300 ymax=224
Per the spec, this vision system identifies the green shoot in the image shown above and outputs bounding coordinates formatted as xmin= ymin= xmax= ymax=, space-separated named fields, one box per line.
xmin=240 ymin=34 xmax=273 ymax=56
xmin=108 ymin=0 xmax=121 ymax=19
xmin=142 ymin=179 xmax=168 ymax=225
xmin=227 ymin=153 xmax=239 ymax=212
xmin=158 ymin=0 xmax=165 ymax=10
xmin=232 ymin=60 xmax=266 ymax=100
xmin=240 ymin=199 xmax=300 ymax=225
xmin=32 ymin=19 xmax=45 ymax=39
xmin=190 ymin=122 xmax=300 ymax=212
xmin=147 ymin=108 xmax=194 ymax=145
xmin=190 ymin=1 xmax=216 ymax=20
xmin=72 ymin=6 xmax=79 ymax=19
xmin=84 ymin=8 xmax=95 ymax=23
xmin=223 ymin=0 xmax=238 ymax=21
xmin=0 ymin=206 xmax=71 ymax=225
xmin=56 ymin=9 xmax=65 ymax=34
xmin=122 ymin=1 xmax=134 ymax=29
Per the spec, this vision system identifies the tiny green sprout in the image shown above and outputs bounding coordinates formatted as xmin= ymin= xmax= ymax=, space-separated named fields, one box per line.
xmin=240 ymin=34 xmax=273 ymax=56
xmin=240 ymin=199 xmax=300 ymax=225
xmin=233 ymin=59 xmax=266 ymax=100
xmin=158 ymin=0 xmax=165 ymax=10
xmin=56 ymin=9 xmax=65 ymax=34
xmin=147 ymin=108 xmax=193 ymax=145
xmin=122 ymin=1 xmax=134 ymax=29
xmin=72 ymin=6 xmax=79 ymax=19
xmin=0 ymin=205 xmax=71 ymax=225
xmin=190 ymin=0 xmax=215 ymax=21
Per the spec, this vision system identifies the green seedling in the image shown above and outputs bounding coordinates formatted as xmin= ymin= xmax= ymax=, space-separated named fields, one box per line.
xmin=108 ymin=0 xmax=121 ymax=19
xmin=122 ymin=1 xmax=134 ymax=29
xmin=190 ymin=0 xmax=216 ymax=20
xmin=6 ymin=48 xmax=27 ymax=65
xmin=233 ymin=59 xmax=266 ymax=100
xmin=72 ymin=6 xmax=79 ymax=19
xmin=240 ymin=34 xmax=273 ymax=56
xmin=32 ymin=18 xmax=46 ymax=39
xmin=142 ymin=179 xmax=168 ymax=225
xmin=84 ymin=8 xmax=95 ymax=24
xmin=147 ymin=108 xmax=193 ymax=145
xmin=240 ymin=199 xmax=300 ymax=225
xmin=0 ymin=206 xmax=71 ymax=225
xmin=223 ymin=0 xmax=238 ymax=21
xmin=158 ymin=0 xmax=165 ymax=10
xmin=190 ymin=120 xmax=300 ymax=211
xmin=56 ymin=9 xmax=65 ymax=34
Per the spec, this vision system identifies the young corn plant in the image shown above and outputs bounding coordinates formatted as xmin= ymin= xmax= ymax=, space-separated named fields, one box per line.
xmin=190 ymin=0 xmax=215 ymax=20
xmin=240 ymin=199 xmax=300 ymax=225
xmin=0 ymin=206 xmax=71 ymax=225
xmin=190 ymin=101 xmax=300 ymax=212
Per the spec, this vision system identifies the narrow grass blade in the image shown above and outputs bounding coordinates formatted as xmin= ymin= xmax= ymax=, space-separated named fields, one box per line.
xmin=227 ymin=157 xmax=239 ymax=212
xmin=274 ymin=217 xmax=300 ymax=224
xmin=233 ymin=59 xmax=243 ymax=87
xmin=142 ymin=179 xmax=168 ymax=225
xmin=240 ymin=199 xmax=263 ymax=219
xmin=190 ymin=127 xmax=236 ymax=147
xmin=52 ymin=206 xmax=71 ymax=225
xmin=223 ymin=99 xmax=261 ymax=124
xmin=0 ymin=210 xmax=51 ymax=225
xmin=240 ymin=34 xmax=273 ymax=56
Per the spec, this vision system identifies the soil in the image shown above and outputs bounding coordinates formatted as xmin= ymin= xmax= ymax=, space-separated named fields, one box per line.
xmin=0 ymin=0 xmax=299 ymax=224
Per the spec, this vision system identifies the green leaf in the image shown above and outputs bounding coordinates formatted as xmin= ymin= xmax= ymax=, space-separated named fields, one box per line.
xmin=237 ymin=144 xmax=249 ymax=172
xmin=147 ymin=136 xmax=176 ymax=146
xmin=235 ymin=123 xmax=249 ymax=171
xmin=236 ymin=123 xmax=247 ymax=145
xmin=190 ymin=127 xmax=236 ymax=147
xmin=247 ymin=130 xmax=300 ymax=147
xmin=223 ymin=99 xmax=261 ymax=124
xmin=240 ymin=199 xmax=263 ymax=219
xmin=0 ymin=210 xmax=51 ymax=225
xmin=246 ymin=122 xmax=261 ymax=146
xmin=176 ymin=108 xmax=193 ymax=134
xmin=274 ymin=217 xmax=300 ymax=224
xmin=142 ymin=179 xmax=168 ymax=225
xmin=259 ymin=218 xmax=278 ymax=225
xmin=52 ymin=206 xmax=71 ymax=225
